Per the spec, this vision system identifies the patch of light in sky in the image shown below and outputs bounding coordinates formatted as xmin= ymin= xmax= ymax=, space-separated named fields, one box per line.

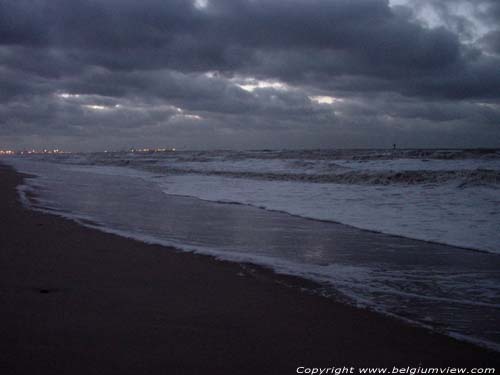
xmin=56 ymin=92 xmax=81 ymax=99
xmin=309 ymin=96 xmax=342 ymax=104
xmin=83 ymin=105 xmax=112 ymax=111
xmin=194 ymin=0 xmax=208 ymax=10
xmin=236 ymin=80 xmax=289 ymax=92
xmin=388 ymin=0 xmax=491 ymax=41
xmin=204 ymin=71 xmax=219 ymax=78
xmin=173 ymin=113 xmax=202 ymax=121
xmin=56 ymin=92 xmax=192 ymax=114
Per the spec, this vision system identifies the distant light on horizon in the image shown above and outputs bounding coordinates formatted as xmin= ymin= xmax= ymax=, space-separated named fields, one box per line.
xmin=129 ymin=147 xmax=177 ymax=153
xmin=0 ymin=149 xmax=69 ymax=155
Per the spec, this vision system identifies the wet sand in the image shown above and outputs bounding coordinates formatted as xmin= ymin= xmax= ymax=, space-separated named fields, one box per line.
xmin=0 ymin=163 xmax=498 ymax=374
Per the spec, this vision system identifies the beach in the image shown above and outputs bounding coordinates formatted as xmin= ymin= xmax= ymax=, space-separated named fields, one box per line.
xmin=0 ymin=162 xmax=499 ymax=374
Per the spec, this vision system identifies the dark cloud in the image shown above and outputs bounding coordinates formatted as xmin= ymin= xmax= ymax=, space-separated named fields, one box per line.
xmin=480 ymin=30 xmax=500 ymax=55
xmin=0 ymin=0 xmax=499 ymax=150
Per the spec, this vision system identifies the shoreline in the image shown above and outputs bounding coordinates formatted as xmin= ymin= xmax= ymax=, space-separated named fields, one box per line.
xmin=1 ymin=163 xmax=499 ymax=373
xmin=19 ymin=193 xmax=500 ymax=353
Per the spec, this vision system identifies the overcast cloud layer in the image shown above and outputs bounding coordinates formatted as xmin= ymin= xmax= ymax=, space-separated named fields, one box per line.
xmin=1 ymin=0 xmax=499 ymax=151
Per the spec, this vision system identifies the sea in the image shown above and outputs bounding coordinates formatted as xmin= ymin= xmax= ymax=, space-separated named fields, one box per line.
xmin=4 ymin=148 xmax=500 ymax=350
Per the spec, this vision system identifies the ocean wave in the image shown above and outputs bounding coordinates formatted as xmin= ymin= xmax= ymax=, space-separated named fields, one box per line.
xmin=15 ymin=149 xmax=500 ymax=187
xmin=157 ymin=167 xmax=500 ymax=187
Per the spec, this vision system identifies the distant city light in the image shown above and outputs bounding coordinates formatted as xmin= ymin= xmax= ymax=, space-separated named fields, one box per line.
xmin=0 ymin=149 xmax=69 ymax=155
xmin=128 ymin=148 xmax=177 ymax=153
xmin=0 ymin=147 xmax=178 ymax=155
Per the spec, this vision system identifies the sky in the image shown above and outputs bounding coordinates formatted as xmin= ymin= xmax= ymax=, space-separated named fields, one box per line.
xmin=1 ymin=0 xmax=499 ymax=151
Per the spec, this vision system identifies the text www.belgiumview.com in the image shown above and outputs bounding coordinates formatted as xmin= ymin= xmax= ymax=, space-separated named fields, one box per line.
xmin=297 ymin=367 xmax=496 ymax=375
